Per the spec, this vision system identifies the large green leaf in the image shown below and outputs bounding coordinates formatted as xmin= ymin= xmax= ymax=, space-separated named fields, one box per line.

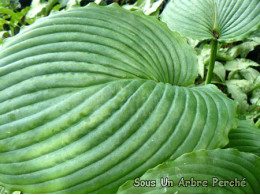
xmin=0 ymin=3 xmax=236 ymax=193
xmin=160 ymin=0 xmax=260 ymax=43
xmin=226 ymin=120 xmax=260 ymax=156
xmin=118 ymin=149 xmax=260 ymax=193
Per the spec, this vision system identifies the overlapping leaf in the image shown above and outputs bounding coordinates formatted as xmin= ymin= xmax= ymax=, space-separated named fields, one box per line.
xmin=226 ymin=120 xmax=260 ymax=156
xmin=0 ymin=4 xmax=236 ymax=193
xmin=160 ymin=0 xmax=260 ymax=42
xmin=118 ymin=149 xmax=260 ymax=193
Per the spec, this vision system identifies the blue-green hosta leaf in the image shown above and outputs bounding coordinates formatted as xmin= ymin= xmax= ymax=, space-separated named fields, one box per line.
xmin=160 ymin=0 xmax=260 ymax=43
xmin=226 ymin=120 xmax=260 ymax=156
xmin=0 ymin=4 xmax=236 ymax=193
xmin=1 ymin=5 xmax=198 ymax=86
xmin=118 ymin=149 xmax=260 ymax=193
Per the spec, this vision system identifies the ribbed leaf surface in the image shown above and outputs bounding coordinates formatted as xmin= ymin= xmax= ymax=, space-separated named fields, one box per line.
xmin=226 ymin=120 xmax=260 ymax=156
xmin=0 ymin=4 xmax=198 ymax=86
xmin=0 ymin=4 xmax=236 ymax=193
xmin=118 ymin=149 xmax=260 ymax=193
xmin=160 ymin=0 xmax=260 ymax=42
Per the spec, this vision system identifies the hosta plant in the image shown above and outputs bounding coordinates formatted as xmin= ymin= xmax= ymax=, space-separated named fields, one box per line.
xmin=0 ymin=2 xmax=257 ymax=194
xmin=118 ymin=149 xmax=260 ymax=193
xmin=117 ymin=120 xmax=260 ymax=193
xmin=161 ymin=0 xmax=260 ymax=84
xmin=226 ymin=120 xmax=260 ymax=156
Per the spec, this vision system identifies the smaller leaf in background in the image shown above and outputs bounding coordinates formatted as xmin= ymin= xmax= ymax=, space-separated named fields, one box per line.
xmin=0 ymin=0 xmax=9 ymax=7
xmin=197 ymin=56 xmax=205 ymax=79
xmin=225 ymin=59 xmax=259 ymax=72
xmin=197 ymin=44 xmax=211 ymax=78
xmin=0 ymin=7 xmax=20 ymax=22
xmin=10 ymin=7 xmax=30 ymax=29
xmin=49 ymin=3 xmax=61 ymax=13
xmin=254 ymin=75 xmax=260 ymax=88
xmin=0 ymin=186 xmax=21 ymax=194
xmin=226 ymin=120 xmax=260 ymax=156
xmin=0 ymin=18 xmax=6 ymax=27
xmin=0 ymin=0 xmax=21 ymax=9
xmin=26 ymin=0 xmax=52 ymax=18
xmin=242 ymin=71 xmax=260 ymax=123
xmin=240 ymin=68 xmax=260 ymax=83
xmin=187 ymin=38 xmax=200 ymax=48
xmin=9 ymin=0 xmax=21 ymax=9
xmin=216 ymin=47 xmax=235 ymax=62
xmin=123 ymin=0 xmax=164 ymax=16
xmin=0 ymin=5 xmax=31 ymax=39
xmin=26 ymin=0 xmax=49 ymax=18
xmin=245 ymin=106 xmax=260 ymax=126
xmin=12 ymin=192 xmax=21 ymax=194
xmin=251 ymin=89 xmax=260 ymax=106
xmin=59 ymin=0 xmax=70 ymax=7
xmin=60 ymin=0 xmax=94 ymax=9
xmin=62 ymin=0 xmax=80 ymax=8
xmin=0 ymin=186 xmax=5 ymax=194
xmin=225 ymin=59 xmax=260 ymax=80
xmin=213 ymin=62 xmax=226 ymax=82
xmin=226 ymin=80 xmax=253 ymax=114
xmin=94 ymin=0 xmax=107 ymax=6
xmin=226 ymin=68 xmax=259 ymax=121
xmin=249 ymin=28 xmax=260 ymax=45
xmin=228 ymin=41 xmax=260 ymax=59
xmin=0 ymin=31 xmax=10 ymax=46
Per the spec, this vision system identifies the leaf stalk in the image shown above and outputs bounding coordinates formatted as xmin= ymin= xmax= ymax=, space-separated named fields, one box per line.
xmin=205 ymin=39 xmax=218 ymax=84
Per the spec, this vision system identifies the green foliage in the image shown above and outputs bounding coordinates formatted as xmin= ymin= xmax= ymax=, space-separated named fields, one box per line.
xmin=0 ymin=2 xmax=238 ymax=193
xmin=123 ymin=0 xmax=164 ymax=17
xmin=118 ymin=149 xmax=260 ymax=193
xmin=226 ymin=120 xmax=260 ymax=156
xmin=161 ymin=0 xmax=260 ymax=43
xmin=0 ymin=186 xmax=21 ymax=194
xmin=161 ymin=0 xmax=260 ymax=84
xmin=0 ymin=0 xmax=259 ymax=194
xmin=195 ymin=41 xmax=260 ymax=121
xmin=26 ymin=0 xmax=60 ymax=18
xmin=0 ymin=0 xmax=20 ymax=9
xmin=225 ymin=59 xmax=259 ymax=115
xmin=0 ymin=3 xmax=30 ymax=43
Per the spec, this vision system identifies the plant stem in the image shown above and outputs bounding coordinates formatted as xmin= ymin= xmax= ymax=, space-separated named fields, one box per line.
xmin=205 ymin=39 xmax=218 ymax=85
